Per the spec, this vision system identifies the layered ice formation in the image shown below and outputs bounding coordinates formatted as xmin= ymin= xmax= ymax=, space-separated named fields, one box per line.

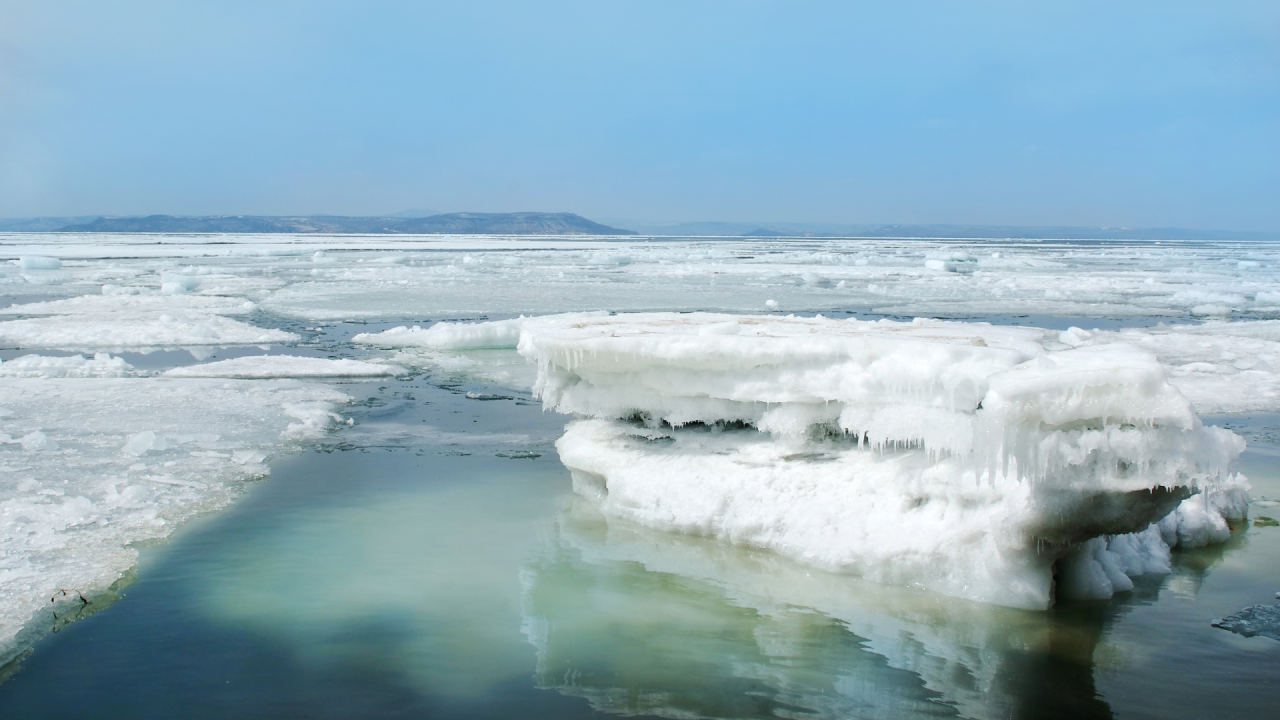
xmin=510 ymin=312 xmax=1247 ymax=608
xmin=0 ymin=378 xmax=349 ymax=668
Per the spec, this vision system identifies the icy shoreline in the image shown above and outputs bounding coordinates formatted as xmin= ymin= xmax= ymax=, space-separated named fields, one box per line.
xmin=0 ymin=377 xmax=350 ymax=669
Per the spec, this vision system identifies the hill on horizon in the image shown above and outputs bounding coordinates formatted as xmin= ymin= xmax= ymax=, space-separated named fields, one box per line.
xmin=46 ymin=212 xmax=635 ymax=235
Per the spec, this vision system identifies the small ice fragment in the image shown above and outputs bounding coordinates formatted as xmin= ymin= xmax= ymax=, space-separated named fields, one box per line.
xmin=122 ymin=431 xmax=169 ymax=457
xmin=21 ymin=431 xmax=58 ymax=451
xmin=765 ymin=299 xmax=779 ymax=310
xmin=20 ymin=256 xmax=61 ymax=270
xmin=160 ymin=274 xmax=200 ymax=293
xmin=232 ymin=449 xmax=267 ymax=465
xmin=1211 ymin=604 xmax=1280 ymax=640
xmin=1058 ymin=327 xmax=1093 ymax=348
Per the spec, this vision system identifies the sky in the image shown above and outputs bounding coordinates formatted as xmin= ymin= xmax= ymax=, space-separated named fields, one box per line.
xmin=1 ymin=1 xmax=1277 ymax=230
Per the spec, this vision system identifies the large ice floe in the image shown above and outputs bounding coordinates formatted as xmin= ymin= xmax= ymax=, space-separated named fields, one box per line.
xmin=498 ymin=312 xmax=1246 ymax=609
xmin=0 ymin=295 xmax=294 ymax=349
xmin=0 ymin=377 xmax=349 ymax=668
xmin=162 ymin=355 xmax=405 ymax=379
xmin=1050 ymin=321 xmax=1280 ymax=414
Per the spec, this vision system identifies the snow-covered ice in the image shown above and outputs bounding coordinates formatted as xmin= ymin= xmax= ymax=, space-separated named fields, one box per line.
xmin=353 ymin=318 xmax=530 ymax=350
xmin=0 ymin=353 xmax=136 ymax=379
xmin=0 ymin=294 xmax=293 ymax=350
xmin=1051 ymin=322 xmax=1280 ymax=414
xmin=162 ymin=356 xmax=405 ymax=379
xmin=514 ymin=312 xmax=1248 ymax=608
xmin=360 ymin=315 xmax=1280 ymax=416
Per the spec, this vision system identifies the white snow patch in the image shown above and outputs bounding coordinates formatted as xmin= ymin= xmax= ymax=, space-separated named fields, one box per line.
xmin=162 ymin=356 xmax=404 ymax=379
xmin=353 ymin=313 xmax=607 ymax=351
xmin=1056 ymin=321 xmax=1280 ymax=413
xmin=0 ymin=294 xmax=295 ymax=349
xmin=354 ymin=318 xmax=527 ymax=350
xmin=0 ymin=353 xmax=135 ymax=378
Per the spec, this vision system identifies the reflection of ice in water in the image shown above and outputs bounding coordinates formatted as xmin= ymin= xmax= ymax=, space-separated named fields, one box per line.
xmin=193 ymin=457 xmax=564 ymax=698
xmin=522 ymin=499 xmax=1120 ymax=720
xmin=176 ymin=448 xmax=1110 ymax=719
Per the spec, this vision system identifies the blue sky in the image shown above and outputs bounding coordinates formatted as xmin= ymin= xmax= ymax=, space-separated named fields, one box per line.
xmin=1 ymin=1 xmax=1277 ymax=230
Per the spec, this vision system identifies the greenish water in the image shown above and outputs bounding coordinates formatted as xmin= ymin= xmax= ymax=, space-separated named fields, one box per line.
xmin=0 ymin=374 xmax=1275 ymax=719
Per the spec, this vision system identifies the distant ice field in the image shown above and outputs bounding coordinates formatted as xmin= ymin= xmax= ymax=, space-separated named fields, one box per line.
xmin=2 ymin=233 xmax=1277 ymax=321
xmin=1 ymin=233 xmax=1278 ymax=670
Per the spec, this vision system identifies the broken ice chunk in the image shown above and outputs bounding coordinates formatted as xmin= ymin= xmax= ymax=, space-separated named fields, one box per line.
xmin=1212 ymin=605 xmax=1280 ymax=640
xmin=122 ymin=431 xmax=170 ymax=456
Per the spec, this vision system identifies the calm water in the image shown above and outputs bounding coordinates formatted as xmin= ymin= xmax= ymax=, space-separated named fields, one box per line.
xmin=0 ymin=362 xmax=1276 ymax=718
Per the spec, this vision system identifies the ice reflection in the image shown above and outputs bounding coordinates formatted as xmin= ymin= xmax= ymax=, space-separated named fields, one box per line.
xmin=521 ymin=499 xmax=1124 ymax=720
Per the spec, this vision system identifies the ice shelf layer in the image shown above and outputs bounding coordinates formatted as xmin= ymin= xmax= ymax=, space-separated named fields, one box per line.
xmin=513 ymin=312 xmax=1248 ymax=609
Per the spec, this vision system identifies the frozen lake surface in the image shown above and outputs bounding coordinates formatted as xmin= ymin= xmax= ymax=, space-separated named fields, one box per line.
xmin=0 ymin=233 xmax=1277 ymax=717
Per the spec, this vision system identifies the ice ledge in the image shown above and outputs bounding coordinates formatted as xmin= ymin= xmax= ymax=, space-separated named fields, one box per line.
xmin=517 ymin=312 xmax=1249 ymax=609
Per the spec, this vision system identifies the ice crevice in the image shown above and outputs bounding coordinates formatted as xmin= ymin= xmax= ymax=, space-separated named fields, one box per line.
xmin=464 ymin=311 xmax=1251 ymax=609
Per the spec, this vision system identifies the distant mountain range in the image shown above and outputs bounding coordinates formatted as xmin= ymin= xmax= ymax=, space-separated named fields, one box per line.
xmin=0 ymin=212 xmax=634 ymax=235
xmin=1 ymin=213 xmax=1275 ymax=240
xmin=0 ymin=216 xmax=101 ymax=232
